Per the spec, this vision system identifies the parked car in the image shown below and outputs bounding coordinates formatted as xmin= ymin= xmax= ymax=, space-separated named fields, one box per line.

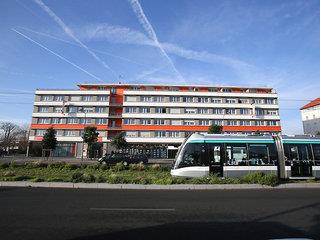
xmin=98 ymin=153 xmax=148 ymax=165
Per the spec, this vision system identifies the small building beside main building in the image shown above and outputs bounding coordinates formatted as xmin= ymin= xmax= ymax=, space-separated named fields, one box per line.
xmin=300 ymin=98 xmax=320 ymax=135
xmin=28 ymin=83 xmax=281 ymax=158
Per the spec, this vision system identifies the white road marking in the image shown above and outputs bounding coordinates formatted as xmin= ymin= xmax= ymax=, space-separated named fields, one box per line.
xmin=90 ymin=208 xmax=175 ymax=211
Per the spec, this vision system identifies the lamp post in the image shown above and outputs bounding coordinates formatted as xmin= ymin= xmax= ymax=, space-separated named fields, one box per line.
xmin=79 ymin=108 xmax=87 ymax=161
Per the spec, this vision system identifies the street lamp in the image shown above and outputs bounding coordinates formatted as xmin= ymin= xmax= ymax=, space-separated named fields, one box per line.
xmin=79 ymin=108 xmax=87 ymax=161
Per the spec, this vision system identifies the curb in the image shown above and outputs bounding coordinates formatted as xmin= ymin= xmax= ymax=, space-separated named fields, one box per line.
xmin=0 ymin=181 xmax=320 ymax=190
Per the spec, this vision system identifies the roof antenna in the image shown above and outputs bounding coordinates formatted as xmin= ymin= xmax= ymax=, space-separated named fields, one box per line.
xmin=118 ymin=74 xmax=123 ymax=84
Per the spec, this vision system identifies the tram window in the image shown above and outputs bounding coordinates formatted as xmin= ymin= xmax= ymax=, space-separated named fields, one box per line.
xmin=207 ymin=144 xmax=221 ymax=164
xmin=248 ymin=144 xmax=269 ymax=165
xmin=298 ymin=144 xmax=312 ymax=160
xmin=225 ymin=144 xmax=247 ymax=166
xmin=178 ymin=143 xmax=206 ymax=168
xmin=267 ymin=144 xmax=278 ymax=164
xmin=312 ymin=144 xmax=320 ymax=165
xmin=289 ymin=146 xmax=299 ymax=160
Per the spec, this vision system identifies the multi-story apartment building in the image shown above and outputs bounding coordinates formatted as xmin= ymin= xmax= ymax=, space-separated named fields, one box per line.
xmin=300 ymin=98 xmax=320 ymax=135
xmin=28 ymin=83 xmax=281 ymax=158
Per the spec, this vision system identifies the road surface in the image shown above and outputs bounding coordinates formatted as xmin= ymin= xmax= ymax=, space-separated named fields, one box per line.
xmin=0 ymin=187 xmax=319 ymax=239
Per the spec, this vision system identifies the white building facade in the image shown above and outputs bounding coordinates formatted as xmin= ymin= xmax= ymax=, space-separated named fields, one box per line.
xmin=28 ymin=83 xmax=281 ymax=158
xmin=300 ymin=98 xmax=320 ymax=135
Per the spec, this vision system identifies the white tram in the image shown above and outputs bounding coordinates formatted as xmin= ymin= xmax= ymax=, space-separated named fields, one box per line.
xmin=171 ymin=133 xmax=320 ymax=179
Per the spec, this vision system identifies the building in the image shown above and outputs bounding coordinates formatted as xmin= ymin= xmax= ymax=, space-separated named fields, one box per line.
xmin=28 ymin=83 xmax=281 ymax=158
xmin=300 ymin=98 xmax=320 ymax=135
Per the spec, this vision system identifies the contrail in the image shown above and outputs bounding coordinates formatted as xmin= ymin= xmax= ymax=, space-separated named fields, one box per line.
xmin=18 ymin=26 xmax=148 ymax=67
xmin=33 ymin=0 xmax=117 ymax=78
xmin=12 ymin=29 xmax=102 ymax=81
xmin=128 ymin=0 xmax=185 ymax=83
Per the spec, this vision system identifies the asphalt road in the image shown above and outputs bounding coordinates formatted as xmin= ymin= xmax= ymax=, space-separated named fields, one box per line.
xmin=0 ymin=187 xmax=320 ymax=240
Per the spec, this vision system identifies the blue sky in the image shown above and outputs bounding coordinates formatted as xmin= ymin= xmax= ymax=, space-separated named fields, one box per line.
xmin=1 ymin=0 xmax=320 ymax=134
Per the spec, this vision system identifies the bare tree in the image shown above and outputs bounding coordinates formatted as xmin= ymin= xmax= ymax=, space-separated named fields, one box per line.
xmin=0 ymin=121 xmax=22 ymax=153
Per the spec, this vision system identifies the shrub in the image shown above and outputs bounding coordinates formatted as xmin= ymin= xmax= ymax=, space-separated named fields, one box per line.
xmin=71 ymin=172 xmax=83 ymax=183
xmin=47 ymin=177 xmax=64 ymax=182
xmin=31 ymin=178 xmax=44 ymax=182
xmin=99 ymin=164 xmax=110 ymax=171
xmin=95 ymin=175 xmax=107 ymax=183
xmin=190 ymin=177 xmax=210 ymax=184
xmin=241 ymin=172 xmax=279 ymax=186
xmin=129 ymin=163 xmax=145 ymax=171
xmin=47 ymin=162 xmax=66 ymax=169
xmin=9 ymin=161 xmax=19 ymax=168
xmin=27 ymin=161 xmax=48 ymax=168
xmin=130 ymin=176 xmax=151 ymax=184
xmin=0 ymin=163 xmax=10 ymax=169
xmin=3 ymin=170 xmax=15 ymax=177
xmin=12 ymin=175 xmax=32 ymax=181
xmin=64 ymin=164 xmax=78 ymax=170
xmin=172 ymin=177 xmax=187 ymax=184
xmin=149 ymin=164 xmax=161 ymax=171
xmin=112 ymin=162 xmax=127 ymax=171
xmin=81 ymin=173 xmax=96 ymax=183
xmin=107 ymin=174 xmax=129 ymax=184
xmin=86 ymin=163 xmax=100 ymax=170
xmin=153 ymin=177 xmax=173 ymax=185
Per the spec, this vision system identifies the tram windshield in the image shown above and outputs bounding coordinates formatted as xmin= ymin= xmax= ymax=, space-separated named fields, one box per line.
xmin=174 ymin=143 xmax=206 ymax=169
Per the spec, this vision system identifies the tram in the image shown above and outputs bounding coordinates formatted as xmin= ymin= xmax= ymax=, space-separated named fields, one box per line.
xmin=171 ymin=133 xmax=320 ymax=179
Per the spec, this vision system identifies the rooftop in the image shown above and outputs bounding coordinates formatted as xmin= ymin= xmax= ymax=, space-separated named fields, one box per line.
xmin=300 ymin=98 xmax=320 ymax=110
xmin=78 ymin=83 xmax=273 ymax=90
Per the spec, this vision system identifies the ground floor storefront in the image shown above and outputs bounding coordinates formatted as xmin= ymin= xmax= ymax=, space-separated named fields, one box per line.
xmin=28 ymin=141 xmax=181 ymax=159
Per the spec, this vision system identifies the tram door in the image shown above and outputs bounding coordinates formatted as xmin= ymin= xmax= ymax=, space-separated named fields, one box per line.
xmin=207 ymin=144 xmax=223 ymax=177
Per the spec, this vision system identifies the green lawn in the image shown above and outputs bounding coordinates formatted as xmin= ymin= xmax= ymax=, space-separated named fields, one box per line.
xmin=0 ymin=161 xmax=282 ymax=186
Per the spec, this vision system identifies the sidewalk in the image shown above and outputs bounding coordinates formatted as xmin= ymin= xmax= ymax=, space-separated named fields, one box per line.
xmin=1 ymin=181 xmax=319 ymax=190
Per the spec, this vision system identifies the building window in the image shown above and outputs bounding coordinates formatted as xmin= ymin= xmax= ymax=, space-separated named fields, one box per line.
xmin=255 ymin=120 xmax=265 ymax=126
xmin=68 ymin=106 xmax=77 ymax=113
xmin=170 ymin=96 xmax=180 ymax=102
xmin=171 ymin=120 xmax=182 ymax=125
xmin=198 ymin=108 xmax=209 ymax=114
xmin=123 ymin=119 xmax=136 ymax=125
xmin=52 ymin=118 xmax=62 ymax=124
xmin=97 ymin=96 xmax=108 ymax=101
xmin=155 ymin=131 xmax=166 ymax=137
xmin=266 ymin=121 xmax=277 ymax=126
xmin=54 ymin=107 xmax=63 ymax=113
xmin=141 ymin=119 xmax=152 ymax=125
xmin=141 ymin=96 xmax=153 ymax=102
xmin=239 ymin=120 xmax=251 ymax=126
xmin=154 ymin=119 xmax=165 ymax=125
xmin=40 ymin=95 xmax=53 ymax=101
xmin=37 ymin=118 xmax=51 ymax=124
xmin=82 ymin=96 xmax=93 ymax=102
xmin=185 ymin=108 xmax=197 ymax=114
xmin=211 ymin=98 xmax=222 ymax=103
xmin=80 ymin=118 xmax=91 ymax=124
xmin=255 ymin=108 xmax=264 ymax=116
xmin=38 ymin=107 xmax=49 ymax=113
xmin=212 ymin=108 xmax=223 ymax=114
xmin=95 ymin=107 xmax=106 ymax=113
xmin=226 ymin=99 xmax=237 ymax=104
xmin=182 ymin=97 xmax=194 ymax=103
xmin=155 ymin=107 xmax=166 ymax=114
xmin=125 ymin=107 xmax=136 ymax=113
xmin=167 ymin=131 xmax=180 ymax=138
xmin=126 ymin=131 xmax=137 ymax=138
xmin=64 ymin=130 xmax=76 ymax=137
xmin=240 ymin=109 xmax=250 ymax=115
xmin=184 ymin=120 xmax=195 ymax=125
xmin=226 ymin=120 xmax=238 ymax=126
xmin=225 ymin=109 xmax=236 ymax=115
xmin=96 ymin=118 xmax=107 ymax=125
xmin=154 ymin=96 xmax=163 ymax=102
xmin=53 ymin=95 xmax=64 ymax=101
xmin=199 ymin=120 xmax=210 ymax=126
xmin=198 ymin=97 xmax=209 ymax=103
xmin=253 ymin=99 xmax=264 ymax=104
xmin=140 ymin=107 xmax=150 ymax=113
xmin=67 ymin=118 xmax=78 ymax=124
xmin=82 ymin=107 xmax=94 ymax=113
xmin=35 ymin=129 xmax=46 ymax=136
